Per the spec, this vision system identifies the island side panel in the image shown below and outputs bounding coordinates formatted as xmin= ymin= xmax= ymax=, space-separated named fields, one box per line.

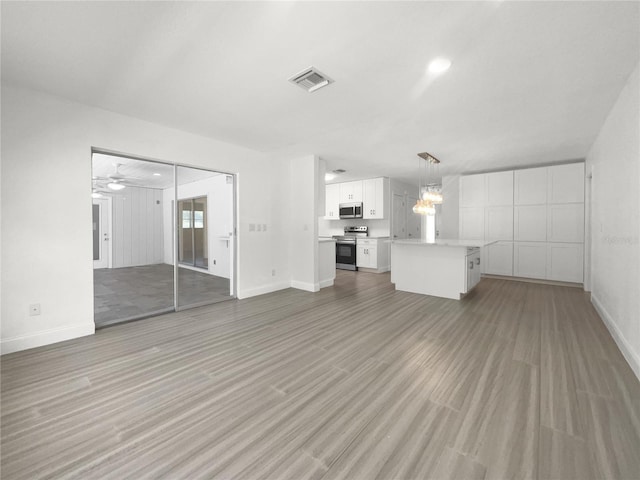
xmin=391 ymin=243 xmax=467 ymax=299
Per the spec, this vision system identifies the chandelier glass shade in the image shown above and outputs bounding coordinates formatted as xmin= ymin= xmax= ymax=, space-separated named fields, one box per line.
xmin=413 ymin=152 xmax=442 ymax=216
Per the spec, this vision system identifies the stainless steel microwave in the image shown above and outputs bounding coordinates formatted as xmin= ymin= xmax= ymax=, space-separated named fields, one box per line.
xmin=339 ymin=202 xmax=363 ymax=219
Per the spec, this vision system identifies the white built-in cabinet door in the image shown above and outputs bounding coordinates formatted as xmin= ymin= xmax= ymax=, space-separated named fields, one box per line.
xmin=363 ymin=178 xmax=384 ymax=219
xmin=547 ymin=204 xmax=584 ymax=243
xmin=485 ymin=206 xmax=514 ymax=240
xmin=514 ymin=167 xmax=547 ymax=205
xmin=546 ymin=243 xmax=583 ymax=283
xmin=486 ymin=171 xmax=514 ymax=206
xmin=514 ymin=242 xmax=547 ymax=279
xmin=548 ymin=163 xmax=584 ymax=204
xmin=484 ymin=241 xmax=514 ymax=276
xmin=325 ymin=184 xmax=340 ymax=220
xmin=339 ymin=181 xmax=363 ymax=203
xmin=459 ymin=207 xmax=484 ymax=240
xmin=460 ymin=174 xmax=486 ymax=207
xmin=357 ymin=238 xmax=381 ymax=269
xmin=514 ymin=205 xmax=547 ymax=241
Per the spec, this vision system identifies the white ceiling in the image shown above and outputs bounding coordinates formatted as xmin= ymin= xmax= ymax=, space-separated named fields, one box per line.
xmin=92 ymin=153 xmax=220 ymax=191
xmin=3 ymin=2 xmax=639 ymax=184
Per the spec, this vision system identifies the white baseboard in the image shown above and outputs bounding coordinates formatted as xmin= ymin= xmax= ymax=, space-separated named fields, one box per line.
xmin=238 ymin=281 xmax=291 ymax=299
xmin=1 ymin=322 xmax=95 ymax=355
xmin=290 ymin=280 xmax=320 ymax=293
xmin=592 ymin=293 xmax=640 ymax=382
xmin=319 ymin=278 xmax=334 ymax=289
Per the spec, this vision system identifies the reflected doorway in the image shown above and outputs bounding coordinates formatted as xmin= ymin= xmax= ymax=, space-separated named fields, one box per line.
xmin=179 ymin=196 xmax=208 ymax=269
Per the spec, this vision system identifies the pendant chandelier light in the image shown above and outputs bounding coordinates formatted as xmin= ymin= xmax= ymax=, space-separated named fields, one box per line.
xmin=412 ymin=152 xmax=443 ymax=216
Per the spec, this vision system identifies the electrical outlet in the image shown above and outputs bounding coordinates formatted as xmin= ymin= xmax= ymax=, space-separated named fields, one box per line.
xmin=29 ymin=303 xmax=41 ymax=316
xmin=249 ymin=223 xmax=255 ymax=232
xmin=272 ymin=269 xmax=276 ymax=276
xmin=257 ymin=224 xmax=262 ymax=232
xmin=263 ymin=224 xmax=267 ymax=232
xmin=213 ymin=259 xmax=216 ymax=265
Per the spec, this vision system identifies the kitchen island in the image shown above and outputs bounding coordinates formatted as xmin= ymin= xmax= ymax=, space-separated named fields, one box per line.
xmin=390 ymin=239 xmax=496 ymax=299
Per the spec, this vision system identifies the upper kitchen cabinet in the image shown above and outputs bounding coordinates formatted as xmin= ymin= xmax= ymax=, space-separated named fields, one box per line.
xmin=339 ymin=181 xmax=363 ymax=203
xmin=459 ymin=207 xmax=485 ymax=240
xmin=459 ymin=174 xmax=486 ymax=207
xmin=363 ymin=177 xmax=388 ymax=219
xmin=324 ymin=184 xmax=340 ymax=220
xmin=485 ymin=206 xmax=514 ymax=241
xmin=547 ymin=163 xmax=584 ymax=204
xmin=486 ymin=171 xmax=514 ymax=206
xmin=547 ymin=204 xmax=585 ymax=243
xmin=514 ymin=167 xmax=547 ymax=205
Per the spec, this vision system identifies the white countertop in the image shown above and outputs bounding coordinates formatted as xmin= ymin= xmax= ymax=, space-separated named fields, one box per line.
xmin=392 ymin=238 xmax=497 ymax=248
xmin=318 ymin=237 xmax=336 ymax=243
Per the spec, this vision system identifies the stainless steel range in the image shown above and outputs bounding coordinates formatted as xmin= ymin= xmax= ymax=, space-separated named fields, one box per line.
xmin=333 ymin=226 xmax=368 ymax=271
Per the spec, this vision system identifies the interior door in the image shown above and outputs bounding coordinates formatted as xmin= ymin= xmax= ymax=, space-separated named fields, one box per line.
xmin=406 ymin=195 xmax=421 ymax=239
xmin=392 ymin=193 xmax=406 ymax=240
xmin=92 ymin=198 xmax=109 ymax=268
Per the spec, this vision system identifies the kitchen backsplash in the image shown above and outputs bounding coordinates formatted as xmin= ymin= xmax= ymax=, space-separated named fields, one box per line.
xmin=318 ymin=217 xmax=390 ymax=237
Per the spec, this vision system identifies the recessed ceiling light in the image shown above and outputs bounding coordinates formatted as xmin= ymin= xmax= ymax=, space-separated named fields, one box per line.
xmin=325 ymin=173 xmax=336 ymax=181
xmin=428 ymin=57 xmax=452 ymax=74
xmin=153 ymin=173 xmax=161 ymax=176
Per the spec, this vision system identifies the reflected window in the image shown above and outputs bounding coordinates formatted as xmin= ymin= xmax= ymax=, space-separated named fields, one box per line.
xmin=182 ymin=210 xmax=191 ymax=228
xmin=194 ymin=210 xmax=204 ymax=229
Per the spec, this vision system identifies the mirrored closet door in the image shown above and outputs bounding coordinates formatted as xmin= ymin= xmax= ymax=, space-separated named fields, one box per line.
xmin=91 ymin=153 xmax=235 ymax=327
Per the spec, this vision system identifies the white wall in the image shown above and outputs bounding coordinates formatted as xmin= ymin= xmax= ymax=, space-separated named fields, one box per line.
xmin=290 ymin=155 xmax=321 ymax=291
xmin=586 ymin=63 xmax=640 ymax=380
xmin=162 ymin=174 xmax=233 ymax=279
xmin=439 ymin=174 xmax=460 ymax=239
xmin=0 ymin=83 xmax=292 ymax=353
xmin=110 ymin=186 xmax=164 ymax=268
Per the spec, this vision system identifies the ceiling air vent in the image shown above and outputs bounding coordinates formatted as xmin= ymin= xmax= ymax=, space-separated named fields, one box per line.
xmin=289 ymin=67 xmax=334 ymax=93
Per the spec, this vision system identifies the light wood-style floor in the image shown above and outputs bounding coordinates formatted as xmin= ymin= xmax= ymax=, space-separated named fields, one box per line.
xmin=2 ymin=271 xmax=639 ymax=479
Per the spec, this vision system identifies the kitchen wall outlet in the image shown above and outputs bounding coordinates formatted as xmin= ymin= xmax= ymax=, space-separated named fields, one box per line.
xmin=29 ymin=303 xmax=41 ymax=316
xmin=257 ymin=224 xmax=262 ymax=232
xmin=263 ymin=224 xmax=267 ymax=232
xmin=213 ymin=259 xmax=216 ymax=265
xmin=249 ymin=223 xmax=255 ymax=232
xmin=272 ymin=269 xmax=276 ymax=276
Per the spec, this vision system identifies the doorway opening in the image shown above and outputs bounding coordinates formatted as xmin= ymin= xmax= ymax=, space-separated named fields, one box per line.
xmin=178 ymin=196 xmax=208 ymax=270
xmin=91 ymin=151 xmax=236 ymax=327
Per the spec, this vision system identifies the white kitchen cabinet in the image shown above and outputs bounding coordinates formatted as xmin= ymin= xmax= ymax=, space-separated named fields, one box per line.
xmin=546 ymin=243 xmax=584 ymax=283
xmin=339 ymin=181 xmax=363 ymax=203
xmin=363 ymin=177 xmax=386 ymax=219
xmin=356 ymin=244 xmax=376 ymax=268
xmin=547 ymin=204 xmax=584 ymax=243
xmin=548 ymin=163 xmax=584 ymax=204
xmin=486 ymin=171 xmax=514 ymax=206
xmin=485 ymin=206 xmax=513 ymax=241
xmin=514 ymin=167 xmax=547 ymax=205
xmin=459 ymin=207 xmax=484 ymax=240
xmin=356 ymin=238 xmax=390 ymax=272
xmin=514 ymin=205 xmax=547 ymax=241
xmin=460 ymin=174 xmax=486 ymax=207
xmin=465 ymin=248 xmax=482 ymax=292
xmin=514 ymin=242 xmax=547 ymax=279
xmin=484 ymin=241 xmax=513 ymax=276
xmin=324 ymin=184 xmax=340 ymax=220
